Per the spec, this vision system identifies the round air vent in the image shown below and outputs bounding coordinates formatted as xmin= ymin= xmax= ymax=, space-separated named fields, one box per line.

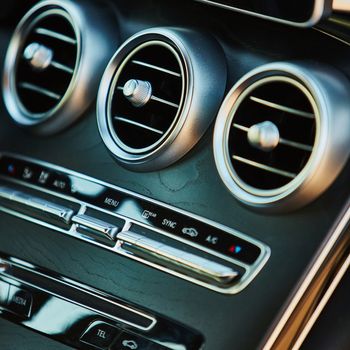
xmin=3 ymin=0 xmax=118 ymax=135
xmin=214 ymin=62 xmax=350 ymax=211
xmin=97 ymin=27 xmax=227 ymax=171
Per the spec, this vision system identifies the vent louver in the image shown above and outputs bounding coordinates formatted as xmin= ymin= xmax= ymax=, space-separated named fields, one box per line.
xmin=98 ymin=28 xmax=227 ymax=171
xmin=229 ymin=77 xmax=316 ymax=191
xmin=214 ymin=62 xmax=350 ymax=211
xmin=3 ymin=0 xmax=118 ymax=135
xmin=110 ymin=42 xmax=185 ymax=153
xmin=16 ymin=13 xmax=78 ymax=115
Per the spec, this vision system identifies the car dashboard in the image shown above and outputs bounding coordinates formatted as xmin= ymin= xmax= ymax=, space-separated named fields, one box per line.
xmin=0 ymin=0 xmax=349 ymax=349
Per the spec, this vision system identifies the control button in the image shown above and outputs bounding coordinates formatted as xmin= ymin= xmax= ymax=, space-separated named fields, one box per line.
xmin=0 ymin=186 xmax=75 ymax=225
xmin=81 ymin=321 xmax=121 ymax=349
xmin=113 ymin=332 xmax=153 ymax=350
xmin=7 ymin=286 xmax=33 ymax=318
xmin=72 ymin=214 xmax=120 ymax=241
xmin=118 ymin=231 xmax=239 ymax=285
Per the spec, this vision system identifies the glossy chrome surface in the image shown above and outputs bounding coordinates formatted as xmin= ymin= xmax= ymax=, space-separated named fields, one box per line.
xmin=72 ymin=214 xmax=119 ymax=241
xmin=195 ymin=0 xmax=331 ymax=27
xmin=118 ymin=231 xmax=239 ymax=285
xmin=0 ymin=152 xmax=270 ymax=294
xmin=213 ymin=62 xmax=350 ymax=211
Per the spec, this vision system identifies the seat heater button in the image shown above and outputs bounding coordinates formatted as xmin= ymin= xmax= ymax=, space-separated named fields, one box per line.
xmin=7 ymin=286 xmax=33 ymax=318
xmin=81 ymin=320 xmax=121 ymax=349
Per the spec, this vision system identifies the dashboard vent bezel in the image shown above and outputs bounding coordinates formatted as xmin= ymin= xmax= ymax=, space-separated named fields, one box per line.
xmin=3 ymin=0 xmax=118 ymax=135
xmin=213 ymin=62 xmax=350 ymax=211
xmin=97 ymin=27 xmax=227 ymax=171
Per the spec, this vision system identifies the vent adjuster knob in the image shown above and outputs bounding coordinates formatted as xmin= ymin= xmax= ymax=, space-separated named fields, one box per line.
xmin=123 ymin=79 xmax=152 ymax=108
xmin=23 ymin=42 xmax=53 ymax=71
xmin=247 ymin=121 xmax=280 ymax=152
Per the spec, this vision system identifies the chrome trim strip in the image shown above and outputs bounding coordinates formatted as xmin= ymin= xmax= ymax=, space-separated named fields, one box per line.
xmin=35 ymin=27 xmax=77 ymax=45
xmin=50 ymin=60 xmax=74 ymax=74
xmin=131 ymin=59 xmax=181 ymax=77
xmin=0 ymin=152 xmax=270 ymax=295
xmin=72 ymin=214 xmax=119 ymax=241
xmin=0 ymin=256 xmax=157 ymax=331
xmin=18 ymin=82 xmax=61 ymax=100
xmin=194 ymin=0 xmax=329 ymax=28
xmin=261 ymin=200 xmax=350 ymax=349
xmin=0 ymin=185 xmax=75 ymax=224
xmin=150 ymin=95 xmax=179 ymax=108
xmin=232 ymin=155 xmax=297 ymax=179
xmin=249 ymin=96 xmax=315 ymax=119
xmin=118 ymin=231 xmax=239 ymax=285
xmin=114 ymin=116 xmax=165 ymax=135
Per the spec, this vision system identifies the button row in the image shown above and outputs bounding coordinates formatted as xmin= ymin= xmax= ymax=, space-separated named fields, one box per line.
xmin=81 ymin=320 xmax=167 ymax=349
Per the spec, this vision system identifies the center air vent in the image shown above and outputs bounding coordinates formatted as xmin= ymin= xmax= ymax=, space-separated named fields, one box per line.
xmin=3 ymin=0 xmax=118 ymax=135
xmin=110 ymin=42 xmax=185 ymax=153
xmin=97 ymin=28 xmax=227 ymax=171
xmin=214 ymin=62 xmax=350 ymax=211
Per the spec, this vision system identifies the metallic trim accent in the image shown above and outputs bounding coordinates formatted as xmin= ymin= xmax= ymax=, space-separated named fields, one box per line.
xmin=0 ymin=152 xmax=270 ymax=294
xmin=18 ymin=82 xmax=61 ymax=100
xmin=34 ymin=27 xmax=77 ymax=45
xmin=213 ymin=62 xmax=350 ymax=211
xmin=131 ymin=59 xmax=182 ymax=78
xmin=97 ymin=27 xmax=227 ymax=171
xmin=0 ymin=255 xmax=157 ymax=331
xmin=0 ymin=185 xmax=75 ymax=224
xmin=333 ymin=0 xmax=350 ymax=12
xmin=2 ymin=0 xmax=118 ymax=135
xmin=249 ymin=96 xmax=315 ymax=119
xmin=194 ymin=0 xmax=332 ymax=28
xmin=261 ymin=200 xmax=350 ymax=350
xmin=118 ymin=231 xmax=239 ymax=285
xmin=72 ymin=214 xmax=119 ymax=241
xmin=114 ymin=116 xmax=164 ymax=135
xmin=232 ymin=156 xmax=297 ymax=179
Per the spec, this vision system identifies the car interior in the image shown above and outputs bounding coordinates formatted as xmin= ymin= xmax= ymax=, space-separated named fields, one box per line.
xmin=0 ymin=0 xmax=350 ymax=349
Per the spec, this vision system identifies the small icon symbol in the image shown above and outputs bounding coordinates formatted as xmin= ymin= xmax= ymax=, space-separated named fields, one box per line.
xmin=38 ymin=171 xmax=49 ymax=184
xmin=22 ymin=167 xmax=33 ymax=180
xmin=229 ymin=245 xmax=242 ymax=254
xmin=141 ymin=210 xmax=157 ymax=219
xmin=182 ymin=227 xmax=199 ymax=238
xmin=206 ymin=235 xmax=219 ymax=245
xmin=122 ymin=339 xmax=138 ymax=349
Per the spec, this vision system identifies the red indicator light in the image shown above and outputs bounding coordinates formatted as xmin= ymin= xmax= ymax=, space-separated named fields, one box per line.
xmin=229 ymin=245 xmax=242 ymax=254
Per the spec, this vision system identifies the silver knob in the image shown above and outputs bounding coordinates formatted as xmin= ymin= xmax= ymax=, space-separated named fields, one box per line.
xmin=23 ymin=42 xmax=53 ymax=71
xmin=247 ymin=121 xmax=280 ymax=151
xmin=123 ymin=79 xmax=152 ymax=108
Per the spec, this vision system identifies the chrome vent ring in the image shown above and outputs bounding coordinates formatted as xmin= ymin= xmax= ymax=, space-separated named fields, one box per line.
xmin=97 ymin=27 xmax=227 ymax=171
xmin=214 ymin=62 xmax=350 ymax=211
xmin=3 ymin=0 xmax=118 ymax=135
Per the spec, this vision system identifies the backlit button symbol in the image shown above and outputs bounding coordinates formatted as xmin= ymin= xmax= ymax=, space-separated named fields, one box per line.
xmin=229 ymin=245 xmax=242 ymax=254
xmin=122 ymin=339 xmax=138 ymax=349
xmin=38 ymin=171 xmax=49 ymax=184
xmin=182 ymin=227 xmax=199 ymax=238
xmin=22 ymin=167 xmax=33 ymax=180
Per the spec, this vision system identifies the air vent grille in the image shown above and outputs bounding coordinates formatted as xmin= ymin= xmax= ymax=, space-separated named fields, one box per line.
xmin=16 ymin=12 xmax=78 ymax=115
xmin=229 ymin=78 xmax=316 ymax=190
xmin=108 ymin=42 xmax=185 ymax=152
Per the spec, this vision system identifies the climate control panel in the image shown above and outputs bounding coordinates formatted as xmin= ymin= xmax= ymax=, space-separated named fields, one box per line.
xmin=0 ymin=153 xmax=270 ymax=294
